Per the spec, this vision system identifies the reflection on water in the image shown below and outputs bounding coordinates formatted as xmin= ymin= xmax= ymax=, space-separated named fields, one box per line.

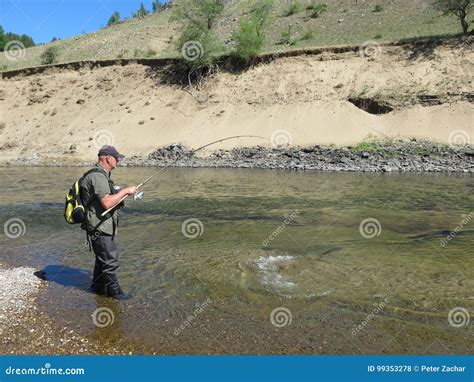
xmin=0 ymin=167 xmax=473 ymax=354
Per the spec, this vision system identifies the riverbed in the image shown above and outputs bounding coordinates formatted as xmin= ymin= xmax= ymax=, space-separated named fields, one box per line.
xmin=0 ymin=167 xmax=473 ymax=354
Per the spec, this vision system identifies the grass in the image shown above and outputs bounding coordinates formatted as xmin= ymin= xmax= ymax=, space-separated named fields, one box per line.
xmin=353 ymin=140 xmax=381 ymax=153
xmin=0 ymin=0 xmax=467 ymax=72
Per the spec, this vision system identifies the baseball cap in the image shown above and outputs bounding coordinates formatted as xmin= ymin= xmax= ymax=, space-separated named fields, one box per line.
xmin=98 ymin=145 xmax=125 ymax=160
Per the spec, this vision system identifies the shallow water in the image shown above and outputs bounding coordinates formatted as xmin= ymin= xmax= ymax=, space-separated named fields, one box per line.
xmin=0 ymin=167 xmax=473 ymax=354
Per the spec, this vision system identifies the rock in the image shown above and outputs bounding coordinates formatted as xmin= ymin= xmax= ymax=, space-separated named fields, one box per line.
xmin=76 ymin=99 xmax=85 ymax=105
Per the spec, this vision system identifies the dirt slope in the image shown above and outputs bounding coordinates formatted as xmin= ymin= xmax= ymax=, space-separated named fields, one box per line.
xmin=0 ymin=40 xmax=472 ymax=164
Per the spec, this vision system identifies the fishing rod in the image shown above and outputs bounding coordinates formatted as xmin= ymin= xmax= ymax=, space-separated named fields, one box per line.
xmin=101 ymin=135 xmax=269 ymax=216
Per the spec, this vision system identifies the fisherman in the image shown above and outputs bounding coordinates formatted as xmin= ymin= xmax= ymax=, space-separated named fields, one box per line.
xmin=80 ymin=145 xmax=138 ymax=299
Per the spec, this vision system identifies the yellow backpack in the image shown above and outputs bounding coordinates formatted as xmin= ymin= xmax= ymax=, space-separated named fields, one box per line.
xmin=64 ymin=168 xmax=106 ymax=225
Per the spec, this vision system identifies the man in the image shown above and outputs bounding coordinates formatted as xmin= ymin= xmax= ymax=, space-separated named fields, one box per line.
xmin=80 ymin=145 xmax=138 ymax=299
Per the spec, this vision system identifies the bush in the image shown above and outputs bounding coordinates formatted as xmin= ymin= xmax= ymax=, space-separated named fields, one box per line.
xmin=233 ymin=0 xmax=273 ymax=62
xmin=234 ymin=17 xmax=266 ymax=62
xmin=374 ymin=4 xmax=384 ymax=12
xmin=40 ymin=46 xmax=59 ymax=65
xmin=107 ymin=11 xmax=121 ymax=27
xmin=308 ymin=3 xmax=328 ymax=18
xmin=173 ymin=0 xmax=226 ymax=70
xmin=178 ymin=26 xmax=224 ymax=69
xmin=301 ymin=29 xmax=315 ymax=40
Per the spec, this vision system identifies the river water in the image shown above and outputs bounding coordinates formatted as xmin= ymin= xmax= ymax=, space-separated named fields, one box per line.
xmin=0 ymin=167 xmax=473 ymax=354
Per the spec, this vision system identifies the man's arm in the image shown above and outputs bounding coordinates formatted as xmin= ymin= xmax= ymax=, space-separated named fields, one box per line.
xmin=100 ymin=186 xmax=138 ymax=210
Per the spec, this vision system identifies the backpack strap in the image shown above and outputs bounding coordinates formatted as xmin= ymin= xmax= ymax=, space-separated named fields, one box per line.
xmin=79 ymin=167 xmax=111 ymax=208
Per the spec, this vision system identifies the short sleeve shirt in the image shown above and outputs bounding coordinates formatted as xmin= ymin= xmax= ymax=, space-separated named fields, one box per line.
xmin=80 ymin=163 xmax=119 ymax=235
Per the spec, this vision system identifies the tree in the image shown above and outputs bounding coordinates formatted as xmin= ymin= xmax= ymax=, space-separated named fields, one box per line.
xmin=433 ymin=0 xmax=473 ymax=35
xmin=0 ymin=26 xmax=5 ymax=50
xmin=233 ymin=0 xmax=273 ymax=62
xmin=0 ymin=26 xmax=35 ymax=50
xmin=173 ymin=0 xmax=225 ymax=31
xmin=172 ymin=0 xmax=225 ymax=85
xmin=107 ymin=11 xmax=121 ymax=26
xmin=152 ymin=0 xmax=163 ymax=12
xmin=133 ymin=3 xmax=150 ymax=19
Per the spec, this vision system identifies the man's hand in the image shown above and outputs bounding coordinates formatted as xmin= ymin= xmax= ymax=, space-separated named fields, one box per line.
xmin=124 ymin=186 xmax=139 ymax=196
xmin=101 ymin=186 xmax=139 ymax=210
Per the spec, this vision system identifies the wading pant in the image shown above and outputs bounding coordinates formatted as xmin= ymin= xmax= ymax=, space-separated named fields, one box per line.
xmin=90 ymin=233 xmax=121 ymax=296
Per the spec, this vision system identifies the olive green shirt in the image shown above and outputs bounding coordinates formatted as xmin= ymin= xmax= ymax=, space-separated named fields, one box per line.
xmin=81 ymin=163 xmax=119 ymax=235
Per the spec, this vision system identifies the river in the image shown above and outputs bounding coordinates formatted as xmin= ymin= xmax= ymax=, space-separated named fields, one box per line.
xmin=0 ymin=167 xmax=473 ymax=354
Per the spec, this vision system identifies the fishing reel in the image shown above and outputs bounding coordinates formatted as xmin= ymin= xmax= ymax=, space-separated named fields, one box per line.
xmin=133 ymin=191 xmax=144 ymax=201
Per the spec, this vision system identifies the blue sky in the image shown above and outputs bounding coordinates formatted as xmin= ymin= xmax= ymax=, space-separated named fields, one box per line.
xmin=0 ymin=0 xmax=164 ymax=43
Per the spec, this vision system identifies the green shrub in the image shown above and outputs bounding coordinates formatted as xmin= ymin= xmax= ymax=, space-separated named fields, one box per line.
xmin=309 ymin=3 xmax=328 ymax=18
xmin=145 ymin=48 xmax=156 ymax=57
xmin=233 ymin=0 xmax=273 ymax=62
xmin=374 ymin=4 xmax=384 ymax=12
xmin=40 ymin=46 xmax=59 ymax=65
xmin=301 ymin=29 xmax=315 ymax=40
xmin=173 ymin=0 xmax=225 ymax=70
xmin=234 ymin=17 xmax=265 ymax=62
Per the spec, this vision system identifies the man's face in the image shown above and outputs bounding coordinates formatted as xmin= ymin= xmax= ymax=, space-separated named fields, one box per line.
xmin=106 ymin=155 xmax=118 ymax=170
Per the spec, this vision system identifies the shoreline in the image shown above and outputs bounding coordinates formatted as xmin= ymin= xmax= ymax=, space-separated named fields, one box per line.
xmin=1 ymin=141 xmax=473 ymax=173
xmin=0 ymin=262 xmax=147 ymax=355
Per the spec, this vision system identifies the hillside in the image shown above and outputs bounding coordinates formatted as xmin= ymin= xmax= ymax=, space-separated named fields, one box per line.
xmin=0 ymin=38 xmax=472 ymax=165
xmin=0 ymin=0 xmax=467 ymax=72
